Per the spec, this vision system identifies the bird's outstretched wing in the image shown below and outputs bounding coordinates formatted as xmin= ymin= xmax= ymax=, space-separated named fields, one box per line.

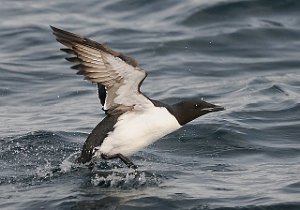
xmin=51 ymin=26 xmax=153 ymax=115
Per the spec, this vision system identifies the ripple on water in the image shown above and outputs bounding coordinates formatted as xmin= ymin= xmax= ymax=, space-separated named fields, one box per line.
xmin=1 ymin=0 xmax=300 ymax=209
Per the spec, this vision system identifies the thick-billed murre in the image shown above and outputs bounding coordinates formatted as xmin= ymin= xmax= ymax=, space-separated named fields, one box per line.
xmin=51 ymin=26 xmax=225 ymax=169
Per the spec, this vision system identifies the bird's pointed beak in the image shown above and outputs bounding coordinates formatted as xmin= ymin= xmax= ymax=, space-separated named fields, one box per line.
xmin=211 ymin=105 xmax=225 ymax=112
xmin=201 ymin=104 xmax=225 ymax=112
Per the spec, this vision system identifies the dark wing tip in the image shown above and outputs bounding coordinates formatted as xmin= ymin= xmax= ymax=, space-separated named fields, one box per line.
xmin=60 ymin=48 xmax=74 ymax=54
xmin=50 ymin=26 xmax=139 ymax=68
xmin=49 ymin=25 xmax=55 ymax=31
xmin=71 ymin=64 xmax=85 ymax=70
xmin=50 ymin=26 xmax=72 ymax=37
xmin=50 ymin=25 xmax=74 ymax=36
xmin=65 ymin=57 xmax=81 ymax=62
xmin=50 ymin=25 xmax=57 ymax=31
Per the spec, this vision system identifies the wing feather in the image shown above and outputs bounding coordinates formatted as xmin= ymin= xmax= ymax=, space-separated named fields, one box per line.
xmin=51 ymin=26 xmax=153 ymax=114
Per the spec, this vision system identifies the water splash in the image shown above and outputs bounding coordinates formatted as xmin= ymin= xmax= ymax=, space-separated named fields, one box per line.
xmin=35 ymin=159 xmax=54 ymax=179
xmin=59 ymin=151 xmax=80 ymax=173
xmin=90 ymin=171 xmax=158 ymax=189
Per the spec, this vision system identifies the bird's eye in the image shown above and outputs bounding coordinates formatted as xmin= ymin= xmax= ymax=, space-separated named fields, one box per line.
xmin=195 ymin=104 xmax=199 ymax=109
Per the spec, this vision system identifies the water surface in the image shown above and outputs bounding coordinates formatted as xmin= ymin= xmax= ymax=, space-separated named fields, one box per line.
xmin=1 ymin=0 xmax=300 ymax=209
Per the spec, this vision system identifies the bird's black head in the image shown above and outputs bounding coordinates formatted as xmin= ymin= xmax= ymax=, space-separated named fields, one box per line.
xmin=169 ymin=99 xmax=225 ymax=125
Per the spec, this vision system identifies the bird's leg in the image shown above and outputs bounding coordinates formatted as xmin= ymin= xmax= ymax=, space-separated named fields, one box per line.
xmin=101 ymin=153 xmax=138 ymax=170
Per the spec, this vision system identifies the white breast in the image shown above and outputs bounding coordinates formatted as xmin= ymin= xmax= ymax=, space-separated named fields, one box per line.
xmin=95 ymin=106 xmax=181 ymax=157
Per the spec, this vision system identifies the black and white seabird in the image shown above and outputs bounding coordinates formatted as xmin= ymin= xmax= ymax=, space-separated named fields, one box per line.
xmin=51 ymin=26 xmax=224 ymax=169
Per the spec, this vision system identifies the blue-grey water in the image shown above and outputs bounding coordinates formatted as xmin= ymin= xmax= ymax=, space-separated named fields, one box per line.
xmin=1 ymin=0 xmax=300 ymax=209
